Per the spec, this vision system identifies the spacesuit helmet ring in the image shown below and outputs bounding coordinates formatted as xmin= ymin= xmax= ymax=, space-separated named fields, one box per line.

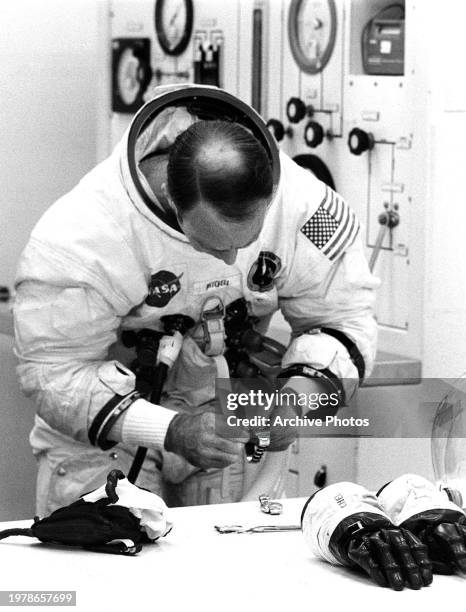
xmin=127 ymin=84 xmax=280 ymax=229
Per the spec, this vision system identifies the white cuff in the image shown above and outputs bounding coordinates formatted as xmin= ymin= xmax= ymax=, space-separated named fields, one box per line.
xmin=120 ymin=398 xmax=178 ymax=450
xmin=302 ymin=482 xmax=390 ymax=565
xmin=283 ymin=332 xmax=359 ymax=400
xmin=377 ymin=474 xmax=465 ymax=525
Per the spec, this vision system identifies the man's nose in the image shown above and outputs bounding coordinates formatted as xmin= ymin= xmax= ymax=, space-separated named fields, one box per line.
xmin=219 ymin=248 xmax=237 ymax=265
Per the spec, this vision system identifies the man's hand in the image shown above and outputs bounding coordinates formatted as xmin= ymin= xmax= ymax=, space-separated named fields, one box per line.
xmin=164 ymin=411 xmax=249 ymax=470
xmin=267 ymin=376 xmax=330 ymax=451
xmin=267 ymin=401 xmax=298 ymax=451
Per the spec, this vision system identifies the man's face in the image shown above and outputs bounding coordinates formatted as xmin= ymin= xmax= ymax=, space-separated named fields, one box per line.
xmin=177 ymin=198 xmax=269 ymax=265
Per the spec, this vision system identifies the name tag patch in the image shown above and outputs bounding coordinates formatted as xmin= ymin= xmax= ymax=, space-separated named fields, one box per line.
xmin=193 ymin=273 xmax=241 ymax=295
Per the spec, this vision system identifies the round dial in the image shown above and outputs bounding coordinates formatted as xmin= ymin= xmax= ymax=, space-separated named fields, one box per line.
xmin=288 ymin=0 xmax=337 ymax=74
xmin=117 ymin=48 xmax=144 ymax=106
xmin=155 ymin=0 xmax=194 ymax=56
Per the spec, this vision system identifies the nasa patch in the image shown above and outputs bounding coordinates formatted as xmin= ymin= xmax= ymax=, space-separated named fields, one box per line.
xmin=145 ymin=270 xmax=183 ymax=307
xmin=247 ymin=251 xmax=282 ymax=292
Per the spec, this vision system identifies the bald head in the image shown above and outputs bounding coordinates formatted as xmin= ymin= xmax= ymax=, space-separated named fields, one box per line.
xmin=167 ymin=120 xmax=274 ymax=220
xmin=196 ymin=140 xmax=244 ymax=174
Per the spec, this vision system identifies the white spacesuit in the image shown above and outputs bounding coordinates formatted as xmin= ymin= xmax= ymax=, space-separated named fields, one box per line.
xmin=14 ymin=86 xmax=379 ymax=515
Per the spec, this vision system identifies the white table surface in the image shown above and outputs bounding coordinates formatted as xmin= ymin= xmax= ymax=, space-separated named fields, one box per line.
xmin=0 ymin=497 xmax=463 ymax=612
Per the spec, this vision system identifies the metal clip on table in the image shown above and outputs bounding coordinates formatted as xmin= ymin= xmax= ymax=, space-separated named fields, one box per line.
xmin=214 ymin=524 xmax=301 ymax=534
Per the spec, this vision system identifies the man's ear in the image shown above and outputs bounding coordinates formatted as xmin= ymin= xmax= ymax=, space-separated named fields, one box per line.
xmin=163 ymin=186 xmax=184 ymax=226
xmin=175 ymin=210 xmax=184 ymax=227
xmin=161 ymin=182 xmax=180 ymax=218
xmin=160 ymin=182 xmax=169 ymax=200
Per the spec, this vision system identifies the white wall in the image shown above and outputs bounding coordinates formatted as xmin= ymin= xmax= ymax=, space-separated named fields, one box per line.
xmin=421 ymin=2 xmax=466 ymax=377
xmin=0 ymin=0 xmax=104 ymax=519
xmin=0 ymin=0 xmax=103 ymax=289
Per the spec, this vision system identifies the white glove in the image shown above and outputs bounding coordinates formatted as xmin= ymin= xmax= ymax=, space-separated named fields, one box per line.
xmin=84 ymin=476 xmax=173 ymax=540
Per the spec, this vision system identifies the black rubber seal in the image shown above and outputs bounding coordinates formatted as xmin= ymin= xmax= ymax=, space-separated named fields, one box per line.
xmin=321 ymin=327 xmax=366 ymax=382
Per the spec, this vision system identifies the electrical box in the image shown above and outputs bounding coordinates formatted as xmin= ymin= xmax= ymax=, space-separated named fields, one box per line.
xmin=362 ymin=3 xmax=405 ymax=75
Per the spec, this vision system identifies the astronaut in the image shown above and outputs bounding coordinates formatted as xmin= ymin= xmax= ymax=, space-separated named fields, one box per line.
xmin=14 ymin=86 xmax=379 ymax=515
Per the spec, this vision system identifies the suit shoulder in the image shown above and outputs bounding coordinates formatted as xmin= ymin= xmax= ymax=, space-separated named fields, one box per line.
xmin=277 ymin=151 xmax=328 ymax=222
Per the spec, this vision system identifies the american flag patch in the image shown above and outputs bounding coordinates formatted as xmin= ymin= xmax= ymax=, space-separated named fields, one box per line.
xmin=300 ymin=186 xmax=360 ymax=261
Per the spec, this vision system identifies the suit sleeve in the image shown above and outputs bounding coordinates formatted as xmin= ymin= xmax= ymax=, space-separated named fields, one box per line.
xmin=277 ymin=177 xmax=380 ymax=401
xmin=14 ymin=280 xmax=175 ymax=448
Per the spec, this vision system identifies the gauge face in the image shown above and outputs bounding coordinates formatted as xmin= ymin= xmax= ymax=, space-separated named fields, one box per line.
xmin=112 ymin=38 xmax=152 ymax=114
xmin=288 ymin=0 xmax=337 ymax=74
xmin=155 ymin=0 xmax=194 ymax=56
xmin=117 ymin=48 xmax=141 ymax=105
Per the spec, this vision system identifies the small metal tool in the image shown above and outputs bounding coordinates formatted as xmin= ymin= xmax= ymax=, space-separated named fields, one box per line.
xmin=259 ymin=494 xmax=283 ymax=515
xmin=214 ymin=524 xmax=301 ymax=534
xmin=245 ymin=432 xmax=270 ymax=463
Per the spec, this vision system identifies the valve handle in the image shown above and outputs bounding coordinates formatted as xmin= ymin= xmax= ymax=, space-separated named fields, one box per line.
xmin=378 ymin=210 xmax=400 ymax=229
xmin=369 ymin=210 xmax=400 ymax=272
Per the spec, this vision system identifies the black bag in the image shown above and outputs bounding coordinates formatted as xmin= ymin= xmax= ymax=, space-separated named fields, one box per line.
xmin=0 ymin=470 xmax=151 ymax=555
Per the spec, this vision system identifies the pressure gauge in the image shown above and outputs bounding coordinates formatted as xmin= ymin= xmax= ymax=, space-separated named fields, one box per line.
xmin=155 ymin=0 xmax=194 ymax=56
xmin=288 ymin=0 xmax=337 ymax=74
xmin=112 ymin=39 xmax=152 ymax=114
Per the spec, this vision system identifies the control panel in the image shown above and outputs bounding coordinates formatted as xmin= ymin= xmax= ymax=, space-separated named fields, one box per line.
xmin=262 ymin=0 xmax=413 ymax=353
xmin=109 ymin=0 xmax=245 ymax=146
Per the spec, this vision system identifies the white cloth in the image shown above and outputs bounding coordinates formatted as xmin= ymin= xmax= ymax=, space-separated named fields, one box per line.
xmin=377 ymin=473 xmax=465 ymax=525
xmin=302 ymin=482 xmax=390 ymax=566
xmin=83 ymin=476 xmax=172 ymax=540
xmin=13 ymin=92 xmax=379 ymax=510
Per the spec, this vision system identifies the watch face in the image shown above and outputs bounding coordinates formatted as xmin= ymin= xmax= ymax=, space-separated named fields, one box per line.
xmin=288 ymin=0 xmax=337 ymax=74
xmin=155 ymin=0 xmax=194 ymax=56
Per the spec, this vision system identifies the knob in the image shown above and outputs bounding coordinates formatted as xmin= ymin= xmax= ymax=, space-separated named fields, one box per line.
xmin=121 ymin=330 xmax=137 ymax=348
xmin=236 ymin=360 xmax=260 ymax=378
xmin=378 ymin=210 xmax=400 ymax=229
xmin=304 ymin=121 xmax=324 ymax=148
xmin=286 ymin=97 xmax=308 ymax=123
xmin=136 ymin=329 xmax=163 ymax=367
xmin=348 ymin=128 xmax=375 ymax=155
xmin=314 ymin=465 xmax=327 ymax=488
xmin=161 ymin=314 xmax=195 ymax=335
xmin=266 ymin=119 xmax=292 ymax=142
xmin=0 ymin=286 xmax=10 ymax=303
xmin=241 ymin=328 xmax=263 ymax=352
